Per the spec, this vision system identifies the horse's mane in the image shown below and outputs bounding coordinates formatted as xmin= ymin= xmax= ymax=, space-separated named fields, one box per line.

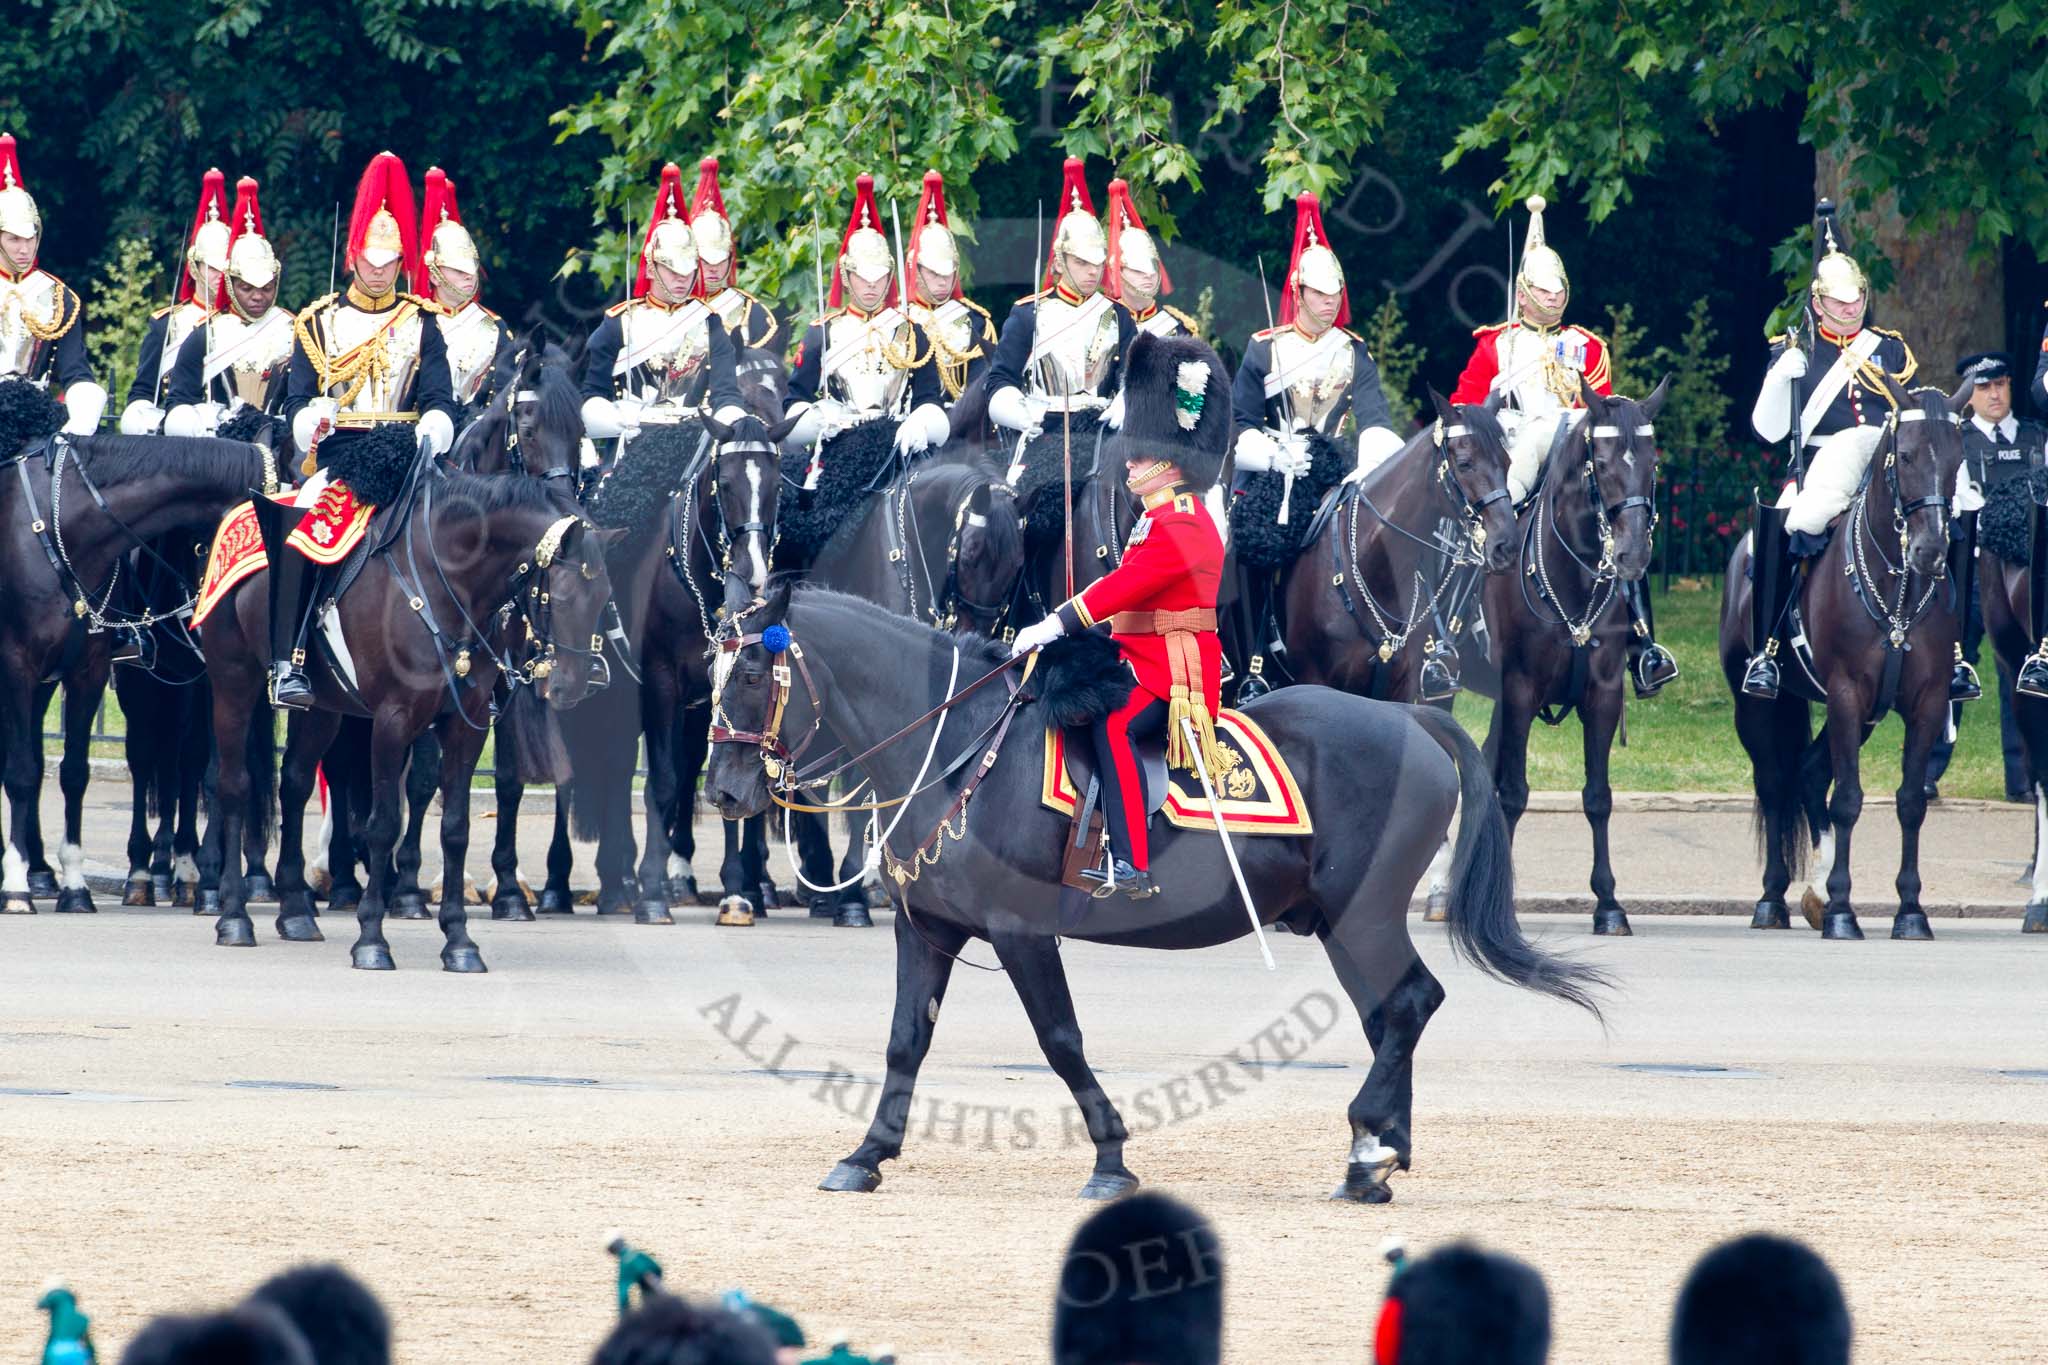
xmin=787 ymin=580 xmax=1009 ymax=669
xmin=71 ymin=432 xmax=267 ymax=487
xmin=529 ymin=366 xmax=584 ymax=440
xmin=439 ymin=469 xmax=572 ymax=516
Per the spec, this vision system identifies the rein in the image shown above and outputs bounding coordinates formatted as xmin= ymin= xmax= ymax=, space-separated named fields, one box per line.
xmin=1519 ymin=417 xmax=1658 ymax=647
xmin=1843 ymin=405 xmax=1956 ymax=650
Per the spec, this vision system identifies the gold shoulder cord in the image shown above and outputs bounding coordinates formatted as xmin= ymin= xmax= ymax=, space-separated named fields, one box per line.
xmin=23 ymin=285 xmax=80 ymax=342
xmin=746 ymin=298 xmax=778 ymax=350
xmin=925 ymin=324 xmax=983 ymax=400
xmin=882 ymin=317 xmax=933 ymax=372
xmin=293 ymin=298 xmax=414 ymax=408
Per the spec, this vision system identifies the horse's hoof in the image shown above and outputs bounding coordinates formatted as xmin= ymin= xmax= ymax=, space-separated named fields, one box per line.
xmin=1 ymin=896 xmax=35 ymax=915
xmin=55 ymin=888 xmax=96 ymax=914
xmin=1800 ymin=886 xmax=1825 ymax=931
xmin=244 ymin=872 xmax=277 ymax=902
xmin=1820 ymin=908 xmax=1864 ymax=941
xmin=1422 ymin=890 xmax=1448 ymax=924
xmin=28 ymin=869 xmax=59 ymax=898
xmin=1331 ymin=1150 xmax=1401 ymax=1204
xmin=122 ymin=877 xmax=154 ymax=908
xmin=275 ymin=914 xmax=323 ymax=943
xmin=716 ymin=896 xmax=756 ymax=928
xmin=390 ymin=891 xmax=431 ymax=921
xmin=633 ymin=900 xmax=675 ymax=926
xmin=490 ymin=890 xmax=535 ymax=922
xmin=1078 ymin=1171 xmax=1140 ymax=1201
xmin=536 ymin=887 xmax=575 ymax=915
xmin=194 ymin=887 xmax=222 ymax=916
xmin=2023 ymin=902 xmax=2048 ymax=934
xmin=152 ymin=872 xmax=175 ymax=902
xmin=1891 ymin=909 xmax=1934 ymax=941
xmin=1592 ymin=907 xmax=1632 ymax=936
xmin=351 ymin=943 xmax=396 ymax=971
xmin=670 ymin=873 xmax=703 ymax=905
xmin=215 ymin=917 xmax=256 ymax=948
xmin=172 ymin=879 xmax=196 ymax=908
xmin=594 ymin=898 xmax=633 ymax=917
xmin=442 ymin=946 xmax=487 ymax=974
xmin=1750 ymin=898 xmax=1792 ymax=930
xmin=808 ymin=895 xmax=837 ymax=919
xmin=834 ymin=903 xmax=874 ymax=929
xmin=818 ymin=1161 xmax=881 ymax=1193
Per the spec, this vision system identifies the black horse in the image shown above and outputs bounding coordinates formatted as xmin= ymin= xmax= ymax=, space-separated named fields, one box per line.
xmin=704 ymin=581 xmax=1602 ymax=1203
xmin=1720 ymin=379 xmax=1971 ymax=940
xmin=0 ymin=380 xmax=283 ymax=914
xmin=1977 ymin=482 xmax=2048 ymax=933
xmin=1481 ymin=378 xmax=1671 ymax=937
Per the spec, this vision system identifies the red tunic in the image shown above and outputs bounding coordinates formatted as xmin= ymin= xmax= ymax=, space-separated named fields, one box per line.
xmin=1449 ymin=320 xmax=1612 ymax=407
xmin=1054 ymin=487 xmax=1224 ymax=715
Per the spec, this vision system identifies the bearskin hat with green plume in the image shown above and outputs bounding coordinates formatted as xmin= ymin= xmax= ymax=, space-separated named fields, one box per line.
xmin=1108 ymin=332 xmax=1231 ymax=492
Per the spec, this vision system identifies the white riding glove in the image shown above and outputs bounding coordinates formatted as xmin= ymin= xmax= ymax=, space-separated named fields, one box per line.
xmin=1952 ymin=463 xmax=1985 ymax=516
xmin=291 ymin=397 xmax=338 ymax=454
xmin=893 ymin=402 xmax=951 ymax=457
xmin=1009 ymin=613 xmax=1066 ymax=658
xmin=416 ymin=409 xmax=455 ymax=459
xmin=987 ymin=385 xmax=1045 ymax=438
xmin=1354 ymin=425 xmax=1406 ymax=479
xmin=61 ymin=381 xmax=108 ymax=436
xmin=1234 ymin=426 xmax=1282 ymax=473
xmin=119 ymin=398 xmax=166 ymax=435
xmin=1104 ymin=390 xmax=1127 ymax=431
xmin=784 ymin=399 xmax=857 ymax=451
xmin=579 ymin=394 xmax=638 ymax=441
xmin=162 ymin=402 xmax=221 ymax=438
xmin=1751 ymin=346 xmax=1808 ymax=444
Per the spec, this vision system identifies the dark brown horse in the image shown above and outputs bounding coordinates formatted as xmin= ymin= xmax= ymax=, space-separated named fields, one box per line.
xmin=201 ymin=467 xmax=622 ymax=970
xmin=1720 ymin=379 xmax=1971 ymax=940
xmin=1481 ymin=379 xmax=1671 ymax=936
xmin=1968 ymin=485 xmax=2048 ymax=933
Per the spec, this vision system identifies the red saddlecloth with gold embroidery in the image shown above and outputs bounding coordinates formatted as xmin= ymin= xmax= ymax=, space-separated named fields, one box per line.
xmin=193 ymin=486 xmax=378 ymax=628
xmin=285 ymin=480 xmax=374 ymax=564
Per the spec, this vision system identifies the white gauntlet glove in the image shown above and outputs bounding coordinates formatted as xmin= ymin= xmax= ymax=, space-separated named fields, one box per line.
xmin=894 ymin=402 xmax=950 ymax=456
xmin=1009 ymin=613 xmax=1067 ymax=657
xmin=162 ymin=402 xmax=220 ymax=438
xmin=62 ymin=382 xmax=108 ymax=436
xmin=1353 ymin=425 xmax=1406 ymax=479
xmin=119 ymin=399 xmax=166 ymax=435
xmin=1751 ymin=347 xmax=1808 ymax=444
xmin=1234 ymin=426 xmax=1281 ymax=473
xmin=579 ymin=395 xmax=637 ymax=441
xmin=416 ymin=409 xmax=455 ymax=459
xmin=1272 ymin=434 xmax=1313 ymax=478
xmin=1769 ymin=347 xmax=1809 ymax=383
xmin=987 ymin=385 xmax=1045 ymax=438
xmin=291 ymin=396 xmax=338 ymax=454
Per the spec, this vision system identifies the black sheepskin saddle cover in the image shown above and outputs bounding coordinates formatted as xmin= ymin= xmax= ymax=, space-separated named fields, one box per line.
xmin=777 ymin=416 xmax=900 ymax=563
xmin=587 ymin=421 xmax=700 ymax=568
xmin=1228 ymin=428 xmax=1349 ymax=571
xmin=1977 ymin=470 xmax=2048 ymax=565
xmin=216 ymin=405 xmax=280 ymax=445
xmin=1014 ymin=408 xmax=1107 ymax=550
xmin=0 ymin=378 xmax=63 ymax=458
xmin=1024 ymin=628 xmax=1132 ymax=728
xmin=325 ymin=423 xmax=417 ymax=508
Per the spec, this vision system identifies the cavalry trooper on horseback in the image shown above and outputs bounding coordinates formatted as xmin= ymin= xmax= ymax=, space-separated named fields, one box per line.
xmin=1009 ymin=333 xmax=1232 ymax=902
xmin=1743 ymin=199 xmax=1977 ymax=705
xmin=268 ymin=150 xmax=458 ymax=710
xmin=121 ymin=168 xmax=229 ymax=436
xmin=1451 ymin=194 xmax=1677 ymax=698
xmin=0 ymin=133 xmax=105 ymax=435
xmin=579 ymin=163 xmax=749 ymax=466
xmin=687 ymin=156 xmax=779 ymax=351
xmin=901 ymin=169 xmax=997 ymax=405
xmin=781 ymin=173 xmax=948 ymax=483
xmin=1230 ymin=191 xmax=1405 ymax=697
xmin=986 ymin=156 xmax=1137 ymax=484
xmin=420 ymin=166 xmax=514 ymax=423
xmin=163 ymin=176 xmax=293 ymax=436
xmin=1104 ymin=177 xmax=1197 ymax=340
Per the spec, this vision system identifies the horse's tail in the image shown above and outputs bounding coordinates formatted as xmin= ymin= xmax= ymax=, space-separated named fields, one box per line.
xmin=1409 ymin=706 xmax=1606 ymax=1019
xmin=245 ymin=706 xmax=277 ymax=849
xmin=1749 ymin=704 xmax=1813 ymax=881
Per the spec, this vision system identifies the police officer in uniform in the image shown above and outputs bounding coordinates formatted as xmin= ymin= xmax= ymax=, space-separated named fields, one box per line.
xmin=0 ymin=133 xmax=105 ymax=434
xmin=271 ymin=151 xmax=458 ymax=708
xmin=122 ymin=168 xmax=229 ymax=435
xmin=419 ymin=167 xmax=514 ymax=423
xmin=164 ymin=176 xmax=294 ymax=434
xmin=687 ymin=156 xmax=778 ymax=351
xmin=1104 ymin=178 xmax=1197 ymax=339
xmin=781 ymin=174 xmax=948 ymax=474
xmin=901 ymin=169 xmax=997 ymax=405
xmin=578 ymin=163 xmax=748 ymax=460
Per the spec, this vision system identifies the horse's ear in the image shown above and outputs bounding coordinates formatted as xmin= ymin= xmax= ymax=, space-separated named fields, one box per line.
xmin=1427 ymin=385 xmax=1454 ymax=427
xmin=766 ymin=412 xmax=801 ymax=445
xmin=702 ymin=414 xmax=735 ymax=443
xmin=1480 ymin=385 xmax=1505 ymax=417
xmin=968 ymin=480 xmax=992 ymax=517
xmin=1880 ymin=371 xmax=1911 ymax=412
xmin=1947 ymin=376 xmax=1974 ymax=415
xmin=1578 ymin=374 xmax=1605 ymax=413
xmin=1640 ymin=374 xmax=1673 ymax=421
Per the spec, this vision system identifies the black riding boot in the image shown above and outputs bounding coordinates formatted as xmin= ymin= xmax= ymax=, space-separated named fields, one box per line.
xmin=1948 ymin=513 xmax=1983 ymax=703
xmin=1078 ymin=701 xmax=1163 ymax=902
xmin=250 ymin=498 xmax=316 ymax=710
xmin=2022 ymin=501 xmax=2048 ymax=700
xmin=1623 ymin=578 xmax=1680 ymax=698
xmin=1742 ymin=497 xmax=1794 ymax=700
xmin=1234 ymin=570 xmax=1276 ymax=703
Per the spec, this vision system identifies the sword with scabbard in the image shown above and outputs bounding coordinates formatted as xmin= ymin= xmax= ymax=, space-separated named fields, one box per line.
xmin=1179 ymin=716 xmax=1276 ymax=971
xmin=1257 ymin=256 xmax=1296 ymax=525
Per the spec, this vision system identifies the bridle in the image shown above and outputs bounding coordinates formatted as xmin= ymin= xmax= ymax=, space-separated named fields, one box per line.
xmin=1520 ymin=411 xmax=1660 ymax=646
xmin=1845 ymin=396 xmax=1960 ymax=647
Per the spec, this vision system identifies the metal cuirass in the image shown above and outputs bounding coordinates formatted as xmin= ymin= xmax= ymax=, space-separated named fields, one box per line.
xmin=1027 ymin=292 xmax=1118 ymax=403
xmin=617 ymin=300 xmax=708 ymax=408
xmin=0 ymin=270 xmax=63 ymax=378
xmin=320 ymin=297 xmax=424 ymax=417
xmin=206 ymin=309 xmax=295 ymax=409
xmin=822 ymin=309 xmax=914 ymax=417
xmin=1269 ymin=327 xmax=1354 ymax=432
xmin=437 ymin=303 xmax=502 ymax=404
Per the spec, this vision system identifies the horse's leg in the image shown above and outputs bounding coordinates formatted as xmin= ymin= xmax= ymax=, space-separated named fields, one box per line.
xmin=1319 ymin=926 xmax=1445 ymax=1200
xmin=632 ymin=663 xmax=680 ymax=925
xmin=24 ymin=681 xmax=56 ymax=897
xmin=987 ymin=926 xmax=1136 ymax=1200
xmin=1818 ymin=695 xmax=1865 ymax=940
xmin=53 ymin=661 xmax=105 ymax=913
xmin=792 ymin=809 xmax=836 ymax=918
xmin=832 ymin=813 xmax=873 ymax=928
xmin=2026 ymin=782 xmax=2048 ymax=934
xmin=1891 ymin=698 xmax=1941 ymax=941
xmin=1582 ymin=683 xmax=1628 ymax=936
xmin=593 ymin=758 xmax=640 ymax=916
xmin=819 ymin=907 xmax=967 ymax=1193
xmin=0 ymin=669 xmax=49 ymax=914
xmin=171 ymin=688 xmax=209 ymax=906
xmin=487 ymin=712 xmax=532 ymax=920
xmin=240 ymin=708 xmax=276 ymax=900
xmin=433 ymin=717 xmax=489 ymax=973
xmin=208 ymin=673 xmax=256 ymax=946
xmin=390 ymin=733 xmax=437 ymax=919
xmin=538 ymin=797 xmax=574 ymax=913
xmin=1491 ymin=674 xmax=1540 ymax=844
xmin=715 ymin=814 xmax=755 ymax=927
xmin=194 ymin=746 xmax=224 ymax=913
xmin=669 ymin=704 xmax=709 ymax=904
xmin=272 ymin=710 xmax=336 ymax=942
xmin=1734 ymin=697 xmax=1794 ymax=928
xmin=118 ymin=671 xmax=157 ymax=905
xmin=347 ymin=719 xmax=410 ymax=971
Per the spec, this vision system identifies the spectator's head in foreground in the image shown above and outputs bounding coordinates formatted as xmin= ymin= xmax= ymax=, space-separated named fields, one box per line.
xmin=1373 ymin=1241 xmax=1551 ymax=1365
xmin=246 ymin=1263 xmax=391 ymax=1365
xmin=119 ymin=1302 xmax=313 ymax=1365
xmin=1051 ymin=1191 xmax=1224 ymax=1365
xmin=592 ymin=1291 xmax=780 ymax=1365
xmin=1670 ymin=1233 xmax=1851 ymax=1365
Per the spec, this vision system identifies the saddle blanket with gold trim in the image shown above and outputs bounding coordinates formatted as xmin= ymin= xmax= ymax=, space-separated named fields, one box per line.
xmin=192 ymin=489 xmax=377 ymax=628
xmin=285 ymin=480 xmax=374 ymax=564
xmin=1040 ymin=708 xmax=1311 ymax=836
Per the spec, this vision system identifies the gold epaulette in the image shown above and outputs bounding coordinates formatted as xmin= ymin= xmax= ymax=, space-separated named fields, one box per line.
xmin=1164 ymin=304 xmax=1201 ymax=335
xmin=405 ymin=292 xmax=445 ymax=316
xmin=1172 ymin=492 xmax=1197 ymax=514
xmin=604 ymin=297 xmax=635 ymax=318
xmin=296 ymin=293 xmax=339 ymax=322
xmin=151 ymin=303 xmax=177 ymax=320
xmin=957 ymin=295 xmax=994 ymax=325
xmin=1472 ymin=319 xmax=1510 ymax=337
xmin=1252 ymin=324 xmax=1285 ymax=341
xmin=808 ymin=308 xmax=846 ymax=329
xmin=1013 ymin=287 xmax=1053 ymax=306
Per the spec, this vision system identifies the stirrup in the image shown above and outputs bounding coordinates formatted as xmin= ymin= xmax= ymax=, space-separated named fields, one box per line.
xmin=109 ymin=626 xmax=147 ymax=668
xmin=1633 ymin=642 xmax=1679 ymax=698
xmin=1740 ymin=641 xmax=1781 ymax=700
xmin=269 ymin=663 xmax=314 ymax=711
xmin=1418 ymin=643 xmax=1460 ymax=702
xmin=1236 ymin=655 xmax=1272 ymax=703
xmin=1950 ymin=646 xmax=1982 ymax=703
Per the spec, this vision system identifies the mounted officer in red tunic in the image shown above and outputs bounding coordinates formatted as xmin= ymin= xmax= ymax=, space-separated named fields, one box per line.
xmin=1010 ymin=331 xmax=1233 ymax=900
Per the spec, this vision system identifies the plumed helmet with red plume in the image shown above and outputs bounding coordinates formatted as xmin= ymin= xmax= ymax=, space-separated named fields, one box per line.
xmin=419 ymin=166 xmax=480 ymax=302
xmin=1281 ymin=192 xmax=1347 ymax=328
xmin=1045 ymin=156 xmax=1105 ymax=289
xmin=0 ymin=133 xmax=40 ymax=243
xmin=687 ymin=155 xmax=735 ymax=283
xmin=830 ymin=173 xmax=895 ymax=310
xmin=906 ymin=168 xmax=960 ymax=301
xmin=224 ymin=176 xmax=279 ymax=303
xmin=1103 ymin=178 xmax=1169 ymax=301
xmin=181 ymin=168 xmax=231 ymax=306
xmin=635 ymin=162 xmax=694 ymax=299
xmin=345 ymin=151 xmax=421 ymax=290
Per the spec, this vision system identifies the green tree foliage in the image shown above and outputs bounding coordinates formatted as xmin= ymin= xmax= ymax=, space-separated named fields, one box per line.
xmin=1361 ymin=290 xmax=1423 ymax=430
xmin=84 ymin=237 xmax=160 ymax=416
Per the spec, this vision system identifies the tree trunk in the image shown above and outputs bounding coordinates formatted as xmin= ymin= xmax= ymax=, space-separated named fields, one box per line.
xmin=1817 ymin=145 xmax=2003 ymax=386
